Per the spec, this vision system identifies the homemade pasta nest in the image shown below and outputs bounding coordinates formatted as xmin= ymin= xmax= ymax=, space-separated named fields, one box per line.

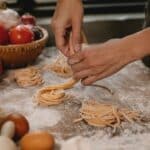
xmin=45 ymin=54 xmax=72 ymax=78
xmin=75 ymin=101 xmax=140 ymax=128
xmin=34 ymin=88 xmax=67 ymax=106
xmin=34 ymin=78 xmax=77 ymax=106
xmin=14 ymin=67 xmax=44 ymax=88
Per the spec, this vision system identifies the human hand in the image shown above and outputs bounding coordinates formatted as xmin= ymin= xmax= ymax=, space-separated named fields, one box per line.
xmin=51 ymin=0 xmax=83 ymax=56
xmin=68 ymin=39 xmax=137 ymax=85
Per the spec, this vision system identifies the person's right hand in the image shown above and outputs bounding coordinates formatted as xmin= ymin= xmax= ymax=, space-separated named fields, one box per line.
xmin=51 ymin=0 xmax=83 ymax=57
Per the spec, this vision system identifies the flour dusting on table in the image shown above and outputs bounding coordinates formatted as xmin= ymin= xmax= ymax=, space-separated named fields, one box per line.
xmin=0 ymin=47 xmax=150 ymax=150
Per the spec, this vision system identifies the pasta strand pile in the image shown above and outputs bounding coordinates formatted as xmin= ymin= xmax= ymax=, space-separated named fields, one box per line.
xmin=76 ymin=101 xmax=140 ymax=128
xmin=46 ymin=53 xmax=72 ymax=78
xmin=34 ymin=78 xmax=77 ymax=106
xmin=14 ymin=67 xmax=43 ymax=88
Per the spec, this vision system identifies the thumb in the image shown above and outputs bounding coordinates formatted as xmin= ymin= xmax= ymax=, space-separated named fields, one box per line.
xmin=72 ymin=19 xmax=82 ymax=52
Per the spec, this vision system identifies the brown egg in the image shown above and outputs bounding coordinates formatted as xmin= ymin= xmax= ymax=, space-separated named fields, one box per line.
xmin=6 ymin=113 xmax=29 ymax=140
xmin=20 ymin=131 xmax=55 ymax=150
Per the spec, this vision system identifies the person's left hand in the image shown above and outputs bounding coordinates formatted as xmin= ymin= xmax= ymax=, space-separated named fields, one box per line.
xmin=68 ymin=39 xmax=137 ymax=85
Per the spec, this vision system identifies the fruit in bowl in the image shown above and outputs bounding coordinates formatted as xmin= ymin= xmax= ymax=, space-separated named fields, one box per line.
xmin=0 ymin=13 xmax=45 ymax=45
xmin=21 ymin=13 xmax=36 ymax=26
xmin=0 ymin=2 xmax=45 ymax=46
xmin=0 ymin=24 xmax=9 ymax=45
xmin=9 ymin=25 xmax=34 ymax=44
xmin=0 ymin=1 xmax=20 ymax=30
xmin=0 ymin=25 xmax=48 ymax=68
xmin=0 ymin=3 xmax=48 ymax=68
xmin=32 ymin=26 xmax=44 ymax=41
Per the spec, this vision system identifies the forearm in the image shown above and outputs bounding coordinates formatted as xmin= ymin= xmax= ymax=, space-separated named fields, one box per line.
xmin=121 ymin=28 xmax=150 ymax=61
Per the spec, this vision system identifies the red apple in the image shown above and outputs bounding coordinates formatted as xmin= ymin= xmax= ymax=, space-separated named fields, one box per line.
xmin=9 ymin=25 xmax=34 ymax=44
xmin=21 ymin=13 xmax=36 ymax=25
xmin=0 ymin=24 xmax=9 ymax=45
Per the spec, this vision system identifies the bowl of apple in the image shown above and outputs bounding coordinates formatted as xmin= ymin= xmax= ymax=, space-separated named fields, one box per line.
xmin=0 ymin=7 xmax=48 ymax=68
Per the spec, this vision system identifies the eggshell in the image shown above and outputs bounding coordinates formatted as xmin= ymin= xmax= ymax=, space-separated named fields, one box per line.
xmin=20 ymin=131 xmax=54 ymax=150
xmin=6 ymin=113 xmax=29 ymax=140
xmin=0 ymin=136 xmax=17 ymax=150
xmin=1 ymin=121 xmax=15 ymax=139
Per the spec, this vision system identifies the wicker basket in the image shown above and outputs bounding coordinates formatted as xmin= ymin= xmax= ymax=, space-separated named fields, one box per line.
xmin=0 ymin=27 xmax=48 ymax=68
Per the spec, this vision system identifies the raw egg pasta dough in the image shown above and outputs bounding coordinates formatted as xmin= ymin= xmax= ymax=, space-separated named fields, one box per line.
xmin=75 ymin=101 xmax=140 ymax=128
xmin=34 ymin=78 xmax=77 ymax=106
xmin=45 ymin=53 xmax=72 ymax=78
xmin=14 ymin=67 xmax=43 ymax=88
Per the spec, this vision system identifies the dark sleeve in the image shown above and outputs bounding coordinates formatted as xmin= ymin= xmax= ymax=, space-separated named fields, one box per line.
xmin=143 ymin=0 xmax=150 ymax=28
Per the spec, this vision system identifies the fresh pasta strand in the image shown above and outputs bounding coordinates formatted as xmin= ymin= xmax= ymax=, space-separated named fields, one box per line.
xmin=34 ymin=31 xmax=87 ymax=106
xmin=74 ymin=100 xmax=140 ymax=128
xmin=14 ymin=67 xmax=44 ymax=88
xmin=43 ymin=53 xmax=73 ymax=78
xmin=34 ymin=78 xmax=77 ymax=106
xmin=45 ymin=30 xmax=88 ymax=78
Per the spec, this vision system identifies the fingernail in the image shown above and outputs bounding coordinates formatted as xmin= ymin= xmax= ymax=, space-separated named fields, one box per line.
xmin=74 ymin=44 xmax=81 ymax=52
xmin=68 ymin=59 xmax=75 ymax=65
xmin=68 ymin=58 xmax=78 ymax=65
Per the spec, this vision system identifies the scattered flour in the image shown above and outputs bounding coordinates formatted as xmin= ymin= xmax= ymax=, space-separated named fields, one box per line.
xmin=1 ymin=47 xmax=150 ymax=150
xmin=87 ymin=133 xmax=150 ymax=150
xmin=27 ymin=108 xmax=62 ymax=131
xmin=60 ymin=133 xmax=150 ymax=150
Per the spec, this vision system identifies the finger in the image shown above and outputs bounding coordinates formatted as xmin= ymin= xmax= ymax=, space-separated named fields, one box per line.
xmin=68 ymin=52 xmax=84 ymax=65
xmin=82 ymin=62 xmax=122 ymax=85
xmin=81 ymin=75 xmax=97 ymax=86
xmin=71 ymin=59 xmax=89 ymax=73
xmin=72 ymin=18 xmax=82 ymax=52
xmin=63 ymin=45 xmax=70 ymax=57
xmin=74 ymin=65 xmax=107 ymax=80
xmin=82 ymin=71 xmax=110 ymax=86
xmin=68 ymin=32 xmax=75 ymax=56
xmin=53 ymin=27 xmax=68 ymax=55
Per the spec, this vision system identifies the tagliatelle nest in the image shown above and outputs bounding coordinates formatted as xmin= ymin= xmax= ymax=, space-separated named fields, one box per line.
xmin=74 ymin=101 xmax=140 ymax=128
xmin=34 ymin=79 xmax=77 ymax=106
xmin=14 ymin=67 xmax=44 ymax=88
xmin=34 ymin=88 xmax=67 ymax=106
xmin=43 ymin=54 xmax=72 ymax=78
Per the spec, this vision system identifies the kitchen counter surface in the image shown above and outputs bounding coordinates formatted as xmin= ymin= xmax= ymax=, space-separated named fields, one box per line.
xmin=0 ymin=47 xmax=150 ymax=149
